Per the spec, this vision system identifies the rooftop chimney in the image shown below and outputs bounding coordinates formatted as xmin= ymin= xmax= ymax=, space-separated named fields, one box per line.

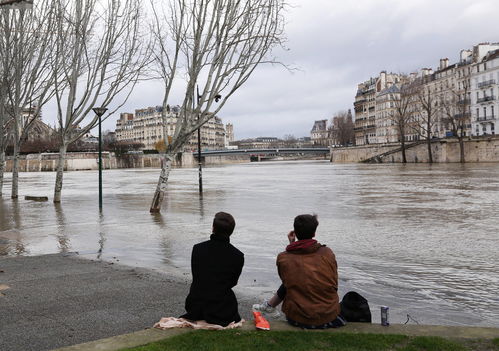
xmin=439 ymin=58 xmax=449 ymax=70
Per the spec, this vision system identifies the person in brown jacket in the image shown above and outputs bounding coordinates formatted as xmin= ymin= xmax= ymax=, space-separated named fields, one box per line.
xmin=253 ymin=214 xmax=345 ymax=329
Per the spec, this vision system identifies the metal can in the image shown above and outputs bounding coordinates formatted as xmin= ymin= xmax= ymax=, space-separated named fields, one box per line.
xmin=381 ymin=306 xmax=390 ymax=326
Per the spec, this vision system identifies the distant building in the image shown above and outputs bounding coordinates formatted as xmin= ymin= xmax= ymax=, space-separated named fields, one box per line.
xmin=375 ymin=84 xmax=401 ymax=144
xmin=233 ymin=137 xmax=278 ymax=149
xmin=4 ymin=107 xmax=54 ymax=142
xmin=351 ymin=42 xmax=499 ymax=144
xmin=471 ymin=47 xmax=499 ymax=136
xmin=354 ymin=72 xmax=402 ymax=145
xmin=225 ymin=123 xmax=234 ymax=146
xmin=81 ymin=132 xmax=98 ymax=145
xmin=310 ymin=120 xmax=328 ymax=146
xmin=230 ymin=136 xmax=313 ymax=149
xmin=115 ymin=106 xmax=226 ymax=150
xmin=115 ymin=113 xmax=134 ymax=143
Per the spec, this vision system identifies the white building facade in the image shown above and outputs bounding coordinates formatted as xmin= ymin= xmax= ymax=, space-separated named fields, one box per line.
xmin=115 ymin=106 xmax=226 ymax=150
xmin=471 ymin=50 xmax=499 ymax=136
xmin=352 ymin=42 xmax=499 ymax=143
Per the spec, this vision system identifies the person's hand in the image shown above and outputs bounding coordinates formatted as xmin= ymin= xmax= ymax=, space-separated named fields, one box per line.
xmin=287 ymin=231 xmax=296 ymax=244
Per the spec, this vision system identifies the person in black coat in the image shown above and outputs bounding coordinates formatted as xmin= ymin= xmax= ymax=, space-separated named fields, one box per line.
xmin=180 ymin=212 xmax=244 ymax=326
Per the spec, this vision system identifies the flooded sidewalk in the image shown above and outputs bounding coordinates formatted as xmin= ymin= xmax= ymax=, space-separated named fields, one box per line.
xmin=0 ymin=253 xmax=253 ymax=351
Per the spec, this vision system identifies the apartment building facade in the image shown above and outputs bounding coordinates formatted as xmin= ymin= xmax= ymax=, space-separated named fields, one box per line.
xmin=353 ymin=77 xmax=376 ymax=145
xmin=354 ymin=72 xmax=403 ymax=145
xmin=471 ymin=49 xmax=499 ymax=136
xmin=351 ymin=43 xmax=499 ymax=145
xmin=375 ymin=84 xmax=401 ymax=144
xmin=115 ymin=105 xmax=226 ymax=151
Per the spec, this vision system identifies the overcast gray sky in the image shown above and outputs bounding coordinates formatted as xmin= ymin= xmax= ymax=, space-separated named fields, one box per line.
xmin=56 ymin=0 xmax=499 ymax=140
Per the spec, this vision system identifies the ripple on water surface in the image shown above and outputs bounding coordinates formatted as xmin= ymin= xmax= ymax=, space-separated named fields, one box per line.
xmin=1 ymin=161 xmax=498 ymax=327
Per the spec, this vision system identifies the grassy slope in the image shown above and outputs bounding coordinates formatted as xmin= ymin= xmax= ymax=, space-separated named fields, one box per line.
xmin=123 ymin=331 xmax=499 ymax=351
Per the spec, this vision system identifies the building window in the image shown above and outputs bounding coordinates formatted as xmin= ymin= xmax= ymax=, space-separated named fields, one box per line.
xmin=484 ymin=107 xmax=487 ymax=118
xmin=477 ymin=108 xmax=480 ymax=118
xmin=492 ymin=106 xmax=495 ymax=118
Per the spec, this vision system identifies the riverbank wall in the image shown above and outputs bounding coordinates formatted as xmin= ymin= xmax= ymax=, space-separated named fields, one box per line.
xmin=331 ymin=136 xmax=499 ymax=163
xmin=3 ymin=152 xmax=252 ymax=172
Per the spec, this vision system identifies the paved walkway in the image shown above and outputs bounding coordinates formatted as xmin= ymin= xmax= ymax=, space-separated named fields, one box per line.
xmin=0 ymin=254 xmax=253 ymax=351
xmin=2 ymin=254 xmax=498 ymax=351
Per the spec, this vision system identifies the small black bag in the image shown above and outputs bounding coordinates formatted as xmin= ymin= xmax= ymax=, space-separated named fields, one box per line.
xmin=340 ymin=291 xmax=372 ymax=323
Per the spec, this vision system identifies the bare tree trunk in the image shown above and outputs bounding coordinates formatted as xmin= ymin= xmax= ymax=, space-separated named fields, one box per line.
xmin=53 ymin=144 xmax=67 ymax=203
xmin=0 ymin=101 xmax=4 ymax=197
xmin=150 ymin=152 xmax=174 ymax=213
xmin=459 ymin=137 xmax=465 ymax=163
xmin=11 ymin=139 xmax=20 ymax=198
xmin=401 ymin=139 xmax=407 ymax=163
xmin=148 ymin=0 xmax=286 ymax=213
xmin=0 ymin=150 xmax=5 ymax=197
xmin=427 ymin=137 xmax=433 ymax=164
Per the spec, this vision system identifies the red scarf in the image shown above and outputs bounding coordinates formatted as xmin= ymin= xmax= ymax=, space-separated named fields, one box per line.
xmin=286 ymin=239 xmax=317 ymax=252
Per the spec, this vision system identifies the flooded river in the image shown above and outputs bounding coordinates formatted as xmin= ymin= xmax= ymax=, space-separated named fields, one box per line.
xmin=1 ymin=161 xmax=498 ymax=327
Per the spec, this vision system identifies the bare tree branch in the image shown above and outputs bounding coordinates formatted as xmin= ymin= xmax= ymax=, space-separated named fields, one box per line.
xmin=0 ymin=1 xmax=58 ymax=198
xmin=51 ymin=0 xmax=151 ymax=203
xmin=149 ymin=0 xmax=287 ymax=212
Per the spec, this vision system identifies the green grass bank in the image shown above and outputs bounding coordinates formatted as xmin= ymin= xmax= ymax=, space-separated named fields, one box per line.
xmin=121 ymin=330 xmax=499 ymax=351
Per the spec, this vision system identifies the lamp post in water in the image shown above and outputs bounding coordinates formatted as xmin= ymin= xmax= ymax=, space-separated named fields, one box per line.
xmin=196 ymin=86 xmax=203 ymax=194
xmin=195 ymin=86 xmax=221 ymax=195
xmin=93 ymin=107 xmax=108 ymax=210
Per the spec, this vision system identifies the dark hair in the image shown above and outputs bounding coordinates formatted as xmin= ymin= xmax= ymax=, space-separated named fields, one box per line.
xmin=293 ymin=214 xmax=318 ymax=240
xmin=213 ymin=212 xmax=236 ymax=237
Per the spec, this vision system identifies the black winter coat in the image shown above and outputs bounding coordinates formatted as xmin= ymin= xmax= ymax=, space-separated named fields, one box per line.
xmin=180 ymin=234 xmax=244 ymax=326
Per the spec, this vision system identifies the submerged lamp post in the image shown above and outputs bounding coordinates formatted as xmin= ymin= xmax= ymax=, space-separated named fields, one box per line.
xmin=195 ymin=86 xmax=222 ymax=195
xmin=196 ymin=86 xmax=203 ymax=194
xmin=93 ymin=107 xmax=108 ymax=210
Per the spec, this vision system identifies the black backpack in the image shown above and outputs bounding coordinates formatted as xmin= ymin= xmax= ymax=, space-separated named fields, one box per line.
xmin=340 ymin=291 xmax=372 ymax=323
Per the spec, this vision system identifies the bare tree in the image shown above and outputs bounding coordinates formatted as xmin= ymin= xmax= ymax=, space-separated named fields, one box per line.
xmin=414 ymin=82 xmax=440 ymax=164
xmin=1 ymin=2 xmax=58 ymax=199
xmin=441 ymin=82 xmax=470 ymax=163
xmin=0 ymin=90 xmax=8 ymax=197
xmin=329 ymin=110 xmax=354 ymax=146
xmin=0 ymin=9 xmax=16 ymax=196
xmin=149 ymin=0 xmax=287 ymax=213
xmin=0 ymin=34 xmax=8 ymax=196
xmin=389 ymin=84 xmax=414 ymax=163
xmin=282 ymin=134 xmax=297 ymax=147
xmin=50 ymin=0 xmax=150 ymax=203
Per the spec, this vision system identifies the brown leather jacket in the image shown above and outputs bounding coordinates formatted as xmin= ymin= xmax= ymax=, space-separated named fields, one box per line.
xmin=277 ymin=242 xmax=340 ymax=326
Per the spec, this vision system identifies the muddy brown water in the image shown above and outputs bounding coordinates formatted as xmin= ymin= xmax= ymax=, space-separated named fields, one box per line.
xmin=1 ymin=161 xmax=498 ymax=327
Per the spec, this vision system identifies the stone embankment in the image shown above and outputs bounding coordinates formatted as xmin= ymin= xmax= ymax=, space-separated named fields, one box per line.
xmin=331 ymin=136 xmax=499 ymax=163
xmin=4 ymin=152 xmax=250 ymax=172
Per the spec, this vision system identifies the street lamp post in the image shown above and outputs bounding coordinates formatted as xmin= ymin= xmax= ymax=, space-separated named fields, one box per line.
xmin=194 ymin=87 xmax=221 ymax=195
xmin=93 ymin=107 xmax=108 ymax=210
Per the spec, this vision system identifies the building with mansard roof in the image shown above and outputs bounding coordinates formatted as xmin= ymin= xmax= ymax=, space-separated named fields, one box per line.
xmin=115 ymin=105 xmax=226 ymax=151
xmin=310 ymin=119 xmax=329 ymax=146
